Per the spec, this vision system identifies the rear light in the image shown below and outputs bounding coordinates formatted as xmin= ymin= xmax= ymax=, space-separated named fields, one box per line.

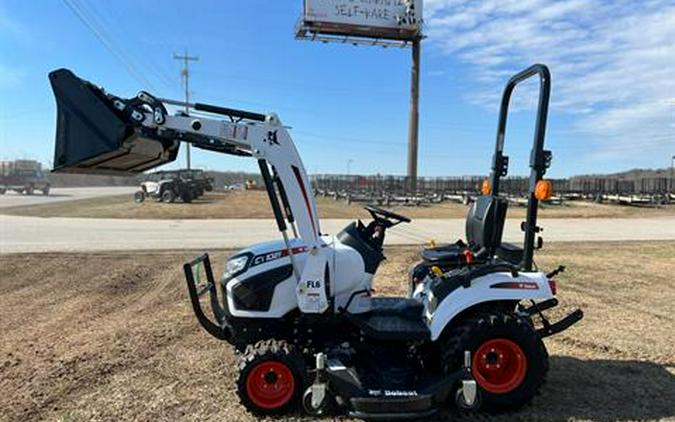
xmin=548 ymin=279 xmax=557 ymax=295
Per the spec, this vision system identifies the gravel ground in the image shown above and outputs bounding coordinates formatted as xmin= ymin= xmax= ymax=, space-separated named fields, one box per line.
xmin=0 ymin=242 xmax=673 ymax=422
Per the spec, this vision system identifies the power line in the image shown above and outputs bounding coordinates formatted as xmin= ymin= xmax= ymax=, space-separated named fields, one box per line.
xmin=61 ymin=0 xmax=157 ymax=91
xmin=92 ymin=0 xmax=175 ymax=88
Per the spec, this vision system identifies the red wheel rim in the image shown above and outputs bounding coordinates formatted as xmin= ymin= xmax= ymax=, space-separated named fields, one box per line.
xmin=246 ymin=361 xmax=295 ymax=409
xmin=472 ymin=338 xmax=527 ymax=394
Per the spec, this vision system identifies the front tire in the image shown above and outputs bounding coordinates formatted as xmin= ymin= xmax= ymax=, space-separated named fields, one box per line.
xmin=134 ymin=191 xmax=145 ymax=203
xmin=236 ymin=339 xmax=307 ymax=416
xmin=441 ymin=312 xmax=548 ymax=411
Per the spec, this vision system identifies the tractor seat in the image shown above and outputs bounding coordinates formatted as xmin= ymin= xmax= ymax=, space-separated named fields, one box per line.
xmin=421 ymin=195 xmax=508 ymax=267
xmin=370 ymin=297 xmax=424 ymax=319
xmin=420 ymin=243 xmax=465 ymax=265
xmin=496 ymin=242 xmax=524 ymax=265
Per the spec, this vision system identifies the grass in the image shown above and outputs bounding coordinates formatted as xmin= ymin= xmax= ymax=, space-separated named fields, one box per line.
xmin=1 ymin=189 xmax=673 ymax=219
xmin=0 ymin=241 xmax=673 ymax=421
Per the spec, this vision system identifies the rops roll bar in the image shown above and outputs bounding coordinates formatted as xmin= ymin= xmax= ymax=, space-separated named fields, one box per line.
xmin=489 ymin=64 xmax=552 ymax=271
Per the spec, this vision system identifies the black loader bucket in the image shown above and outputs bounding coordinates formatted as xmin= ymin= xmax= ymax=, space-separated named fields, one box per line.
xmin=49 ymin=68 xmax=179 ymax=175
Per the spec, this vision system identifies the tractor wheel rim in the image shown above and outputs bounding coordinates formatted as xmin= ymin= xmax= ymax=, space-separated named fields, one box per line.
xmin=472 ymin=338 xmax=527 ymax=394
xmin=246 ymin=361 xmax=295 ymax=409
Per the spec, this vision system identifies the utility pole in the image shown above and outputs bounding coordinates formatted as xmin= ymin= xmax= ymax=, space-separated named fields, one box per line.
xmin=671 ymin=155 xmax=675 ymax=194
xmin=407 ymin=38 xmax=421 ymax=192
xmin=173 ymin=49 xmax=199 ymax=169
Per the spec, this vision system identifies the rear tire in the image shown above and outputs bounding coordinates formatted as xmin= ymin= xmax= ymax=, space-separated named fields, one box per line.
xmin=161 ymin=189 xmax=175 ymax=203
xmin=236 ymin=339 xmax=306 ymax=416
xmin=441 ymin=312 xmax=548 ymax=411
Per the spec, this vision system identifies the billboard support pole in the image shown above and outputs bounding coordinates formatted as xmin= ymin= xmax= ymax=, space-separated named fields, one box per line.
xmin=407 ymin=38 xmax=421 ymax=192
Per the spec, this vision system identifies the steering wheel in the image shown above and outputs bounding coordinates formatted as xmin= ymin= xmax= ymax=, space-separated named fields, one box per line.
xmin=364 ymin=205 xmax=411 ymax=225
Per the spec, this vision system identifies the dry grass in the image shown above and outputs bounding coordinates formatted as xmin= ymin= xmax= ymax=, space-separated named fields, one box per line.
xmin=1 ymin=190 xmax=673 ymax=220
xmin=0 ymin=242 xmax=674 ymax=422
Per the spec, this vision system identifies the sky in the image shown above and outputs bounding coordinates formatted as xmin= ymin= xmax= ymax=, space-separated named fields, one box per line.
xmin=0 ymin=0 xmax=673 ymax=178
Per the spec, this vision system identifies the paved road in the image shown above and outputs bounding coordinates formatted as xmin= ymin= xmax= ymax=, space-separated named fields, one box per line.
xmin=2 ymin=216 xmax=674 ymax=253
xmin=0 ymin=187 xmax=136 ymax=208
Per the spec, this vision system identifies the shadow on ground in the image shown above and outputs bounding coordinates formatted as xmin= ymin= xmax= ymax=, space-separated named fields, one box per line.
xmin=443 ymin=356 xmax=675 ymax=422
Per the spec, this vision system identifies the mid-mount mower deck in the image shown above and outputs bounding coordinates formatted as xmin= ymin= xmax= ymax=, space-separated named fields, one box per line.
xmin=48 ymin=64 xmax=582 ymax=419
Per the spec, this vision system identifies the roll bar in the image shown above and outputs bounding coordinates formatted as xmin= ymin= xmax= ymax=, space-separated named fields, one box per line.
xmin=489 ymin=64 xmax=552 ymax=271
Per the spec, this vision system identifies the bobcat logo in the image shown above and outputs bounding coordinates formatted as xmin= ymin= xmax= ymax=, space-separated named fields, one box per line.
xmin=265 ymin=130 xmax=279 ymax=146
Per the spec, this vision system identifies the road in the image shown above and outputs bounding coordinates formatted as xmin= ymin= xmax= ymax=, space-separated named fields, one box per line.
xmin=0 ymin=186 xmax=136 ymax=208
xmin=2 ymin=215 xmax=674 ymax=253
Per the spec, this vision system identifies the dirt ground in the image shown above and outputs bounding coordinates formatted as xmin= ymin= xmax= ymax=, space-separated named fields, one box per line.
xmin=1 ymin=190 xmax=673 ymax=220
xmin=0 ymin=242 xmax=673 ymax=422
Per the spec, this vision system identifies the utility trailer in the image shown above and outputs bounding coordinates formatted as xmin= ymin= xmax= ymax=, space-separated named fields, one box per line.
xmin=0 ymin=160 xmax=51 ymax=195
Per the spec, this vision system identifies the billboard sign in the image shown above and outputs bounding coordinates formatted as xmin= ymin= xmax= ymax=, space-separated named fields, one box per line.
xmin=298 ymin=0 xmax=422 ymax=42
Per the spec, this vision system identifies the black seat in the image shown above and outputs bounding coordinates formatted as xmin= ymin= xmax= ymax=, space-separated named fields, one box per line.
xmin=421 ymin=195 xmax=508 ymax=267
xmin=496 ymin=242 xmax=524 ymax=265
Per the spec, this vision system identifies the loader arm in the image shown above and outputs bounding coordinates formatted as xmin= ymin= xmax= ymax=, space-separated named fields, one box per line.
xmin=150 ymin=111 xmax=321 ymax=245
xmin=49 ymin=68 xmax=321 ymax=246
xmin=49 ymin=68 xmax=329 ymax=313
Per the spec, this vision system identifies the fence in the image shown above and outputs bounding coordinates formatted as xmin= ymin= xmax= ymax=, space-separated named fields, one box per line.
xmin=311 ymin=174 xmax=673 ymax=204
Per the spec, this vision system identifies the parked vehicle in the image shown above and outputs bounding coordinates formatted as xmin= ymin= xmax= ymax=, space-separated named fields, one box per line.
xmin=177 ymin=169 xmax=214 ymax=196
xmin=135 ymin=171 xmax=196 ymax=203
xmin=0 ymin=160 xmax=50 ymax=195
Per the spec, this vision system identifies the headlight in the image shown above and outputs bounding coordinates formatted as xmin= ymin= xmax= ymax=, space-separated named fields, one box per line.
xmin=223 ymin=255 xmax=249 ymax=280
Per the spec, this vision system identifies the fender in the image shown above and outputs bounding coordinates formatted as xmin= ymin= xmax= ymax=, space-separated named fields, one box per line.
xmin=427 ymin=271 xmax=554 ymax=341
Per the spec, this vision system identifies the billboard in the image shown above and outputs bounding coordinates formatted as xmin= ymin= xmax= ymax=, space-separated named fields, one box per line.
xmin=298 ymin=0 xmax=422 ymax=42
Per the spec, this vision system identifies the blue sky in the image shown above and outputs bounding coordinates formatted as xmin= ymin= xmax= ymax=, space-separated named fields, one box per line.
xmin=0 ymin=0 xmax=673 ymax=177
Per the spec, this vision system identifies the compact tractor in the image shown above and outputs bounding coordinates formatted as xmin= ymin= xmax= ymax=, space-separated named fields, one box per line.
xmin=48 ymin=64 xmax=582 ymax=420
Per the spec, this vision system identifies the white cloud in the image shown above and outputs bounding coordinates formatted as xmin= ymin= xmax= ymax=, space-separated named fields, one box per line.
xmin=424 ymin=0 xmax=675 ymax=155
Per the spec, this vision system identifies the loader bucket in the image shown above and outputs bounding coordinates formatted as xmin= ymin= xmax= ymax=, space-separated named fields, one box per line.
xmin=49 ymin=68 xmax=179 ymax=175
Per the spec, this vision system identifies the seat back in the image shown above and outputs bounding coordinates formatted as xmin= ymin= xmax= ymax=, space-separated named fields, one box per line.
xmin=465 ymin=195 xmax=508 ymax=251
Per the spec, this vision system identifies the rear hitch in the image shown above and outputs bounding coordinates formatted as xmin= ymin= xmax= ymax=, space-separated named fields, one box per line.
xmin=537 ymin=309 xmax=584 ymax=338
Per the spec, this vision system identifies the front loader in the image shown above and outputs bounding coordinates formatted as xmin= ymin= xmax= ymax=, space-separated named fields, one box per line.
xmin=48 ymin=64 xmax=582 ymax=419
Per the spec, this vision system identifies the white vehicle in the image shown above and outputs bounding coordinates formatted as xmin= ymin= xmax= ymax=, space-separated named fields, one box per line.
xmin=48 ymin=65 xmax=582 ymax=419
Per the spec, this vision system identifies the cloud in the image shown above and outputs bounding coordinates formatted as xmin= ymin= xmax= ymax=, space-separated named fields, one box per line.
xmin=424 ymin=0 xmax=675 ymax=155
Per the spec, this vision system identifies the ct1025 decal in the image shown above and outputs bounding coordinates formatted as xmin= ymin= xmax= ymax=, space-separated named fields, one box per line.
xmin=251 ymin=246 xmax=309 ymax=267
